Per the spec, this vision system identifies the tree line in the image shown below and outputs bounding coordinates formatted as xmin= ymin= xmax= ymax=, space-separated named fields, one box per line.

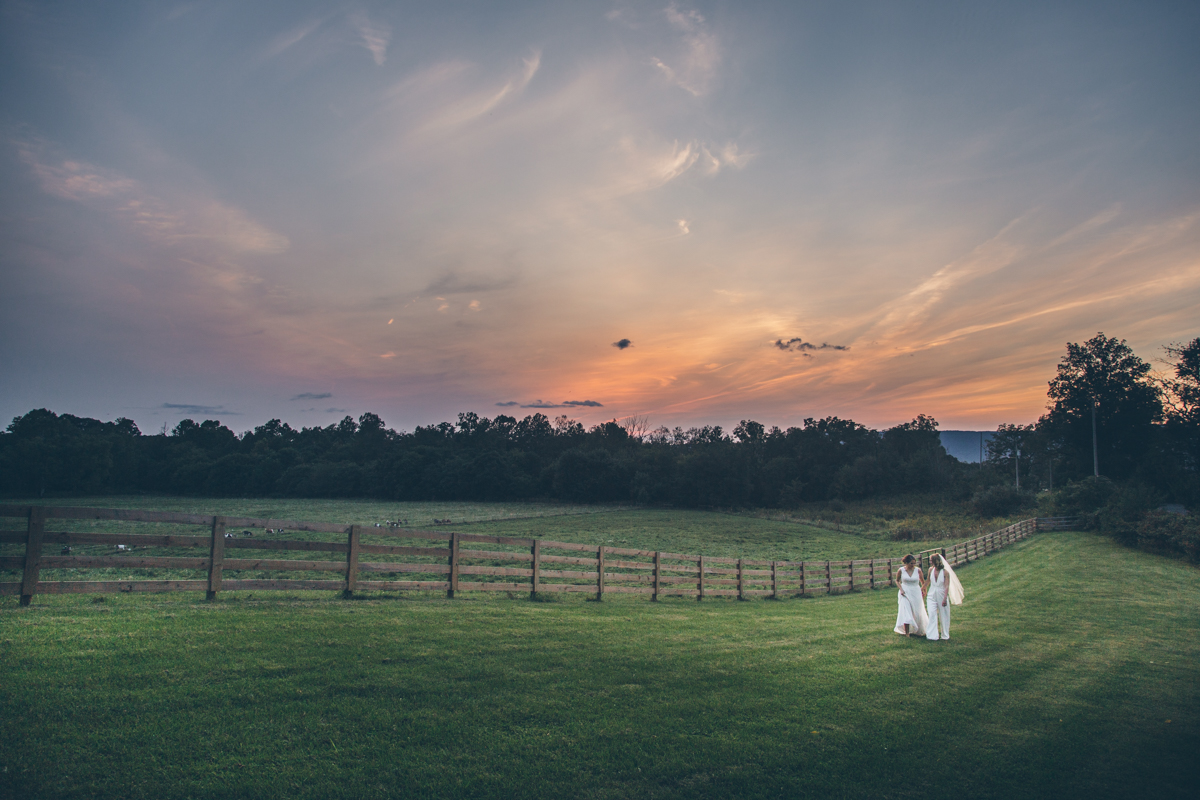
xmin=0 ymin=407 xmax=965 ymax=507
xmin=1 ymin=334 xmax=1197 ymax=524
xmin=974 ymin=333 xmax=1200 ymax=562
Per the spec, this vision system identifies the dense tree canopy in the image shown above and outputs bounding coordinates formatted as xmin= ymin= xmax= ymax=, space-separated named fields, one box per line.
xmin=3 ymin=332 xmax=1197 ymax=509
xmin=0 ymin=408 xmax=966 ymax=507
xmin=1043 ymin=333 xmax=1162 ymax=481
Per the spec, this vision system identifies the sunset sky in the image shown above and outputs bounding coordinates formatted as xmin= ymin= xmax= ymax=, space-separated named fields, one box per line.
xmin=2 ymin=1 xmax=1198 ymax=435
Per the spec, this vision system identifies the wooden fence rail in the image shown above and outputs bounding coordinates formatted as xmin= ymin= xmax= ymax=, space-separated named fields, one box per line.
xmin=0 ymin=505 xmax=1065 ymax=606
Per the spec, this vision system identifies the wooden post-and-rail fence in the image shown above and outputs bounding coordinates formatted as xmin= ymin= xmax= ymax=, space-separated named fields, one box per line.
xmin=0 ymin=506 xmax=1061 ymax=606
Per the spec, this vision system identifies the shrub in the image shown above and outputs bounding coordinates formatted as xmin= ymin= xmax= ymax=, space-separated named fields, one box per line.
xmin=970 ymin=485 xmax=1033 ymax=517
xmin=1050 ymin=476 xmax=1115 ymax=516
xmin=1134 ymin=511 xmax=1200 ymax=562
xmin=1097 ymin=483 xmax=1164 ymax=547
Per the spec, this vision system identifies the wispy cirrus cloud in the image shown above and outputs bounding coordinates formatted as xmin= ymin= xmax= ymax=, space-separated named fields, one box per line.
xmin=290 ymin=392 xmax=332 ymax=401
xmin=352 ymin=13 xmax=391 ymax=66
xmin=261 ymin=17 xmax=326 ymax=60
xmin=651 ymin=4 xmax=719 ymax=96
xmin=604 ymin=135 xmax=751 ymax=196
xmin=413 ymin=50 xmax=541 ymax=133
xmin=22 ymin=152 xmax=135 ymax=200
xmin=16 ymin=140 xmax=289 ymax=255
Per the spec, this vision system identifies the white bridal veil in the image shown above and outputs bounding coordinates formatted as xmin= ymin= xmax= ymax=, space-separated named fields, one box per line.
xmin=926 ymin=556 xmax=964 ymax=606
xmin=935 ymin=555 xmax=965 ymax=605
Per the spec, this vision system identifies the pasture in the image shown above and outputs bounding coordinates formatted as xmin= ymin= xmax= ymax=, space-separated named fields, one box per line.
xmin=1 ymin=504 xmax=1197 ymax=799
xmin=0 ymin=495 xmax=980 ymax=566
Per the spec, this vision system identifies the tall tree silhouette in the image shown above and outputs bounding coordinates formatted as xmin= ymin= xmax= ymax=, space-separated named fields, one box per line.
xmin=1043 ymin=333 xmax=1162 ymax=480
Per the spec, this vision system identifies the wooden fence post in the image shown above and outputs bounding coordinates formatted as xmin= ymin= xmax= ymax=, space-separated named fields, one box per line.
xmin=771 ymin=560 xmax=778 ymax=600
xmin=826 ymin=560 xmax=832 ymax=594
xmin=800 ymin=561 xmax=807 ymax=596
xmin=652 ymin=551 xmax=661 ymax=602
xmin=737 ymin=558 xmax=745 ymax=601
xmin=448 ymin=532 xmax=460 ymax=598
xmin=345 ymin=525 xmax=361 ymax=597
xmin=698 ymin=555 xmax=705 ymax=601
xmin=19 ymin=506 xmax=46 ymax=607
xmin=531 ymin=539 xmax=541 ymax=599
xmin=849 ymin=561 xmax=855 ymax=592
xmin=869 ymin=559 xmax=875 ymax=590
xmin=596 ymin=546 xmax=605 ymax=601
xmin=206 ymin=515 xmax=226 ymax=601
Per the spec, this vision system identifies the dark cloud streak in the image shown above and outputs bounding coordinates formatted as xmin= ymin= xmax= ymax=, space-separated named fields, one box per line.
xmin=161 ymin=403 xmax=238 ymax=416
xmin=496 ymin=399 xmax=603 ymax=408
xmin=424 ymin=271 xmax=518 ymax=295
xmin=774 ymin=338 xmax=849 ymax=353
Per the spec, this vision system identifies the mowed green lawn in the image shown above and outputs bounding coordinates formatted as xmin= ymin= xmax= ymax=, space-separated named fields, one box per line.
xmin=2 ymin=528 xmax=1197 ymax=799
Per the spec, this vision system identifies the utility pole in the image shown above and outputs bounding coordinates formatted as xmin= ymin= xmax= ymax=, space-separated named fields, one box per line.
xmin=1091 ymin=400 xmax=1100 ymax=477
xmin=1015 ymin=447 xmax=1020 ymax=490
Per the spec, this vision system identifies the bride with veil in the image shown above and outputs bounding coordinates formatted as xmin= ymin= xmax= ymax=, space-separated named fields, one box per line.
xmin=924 ymin=553 xmax=964 ymax=640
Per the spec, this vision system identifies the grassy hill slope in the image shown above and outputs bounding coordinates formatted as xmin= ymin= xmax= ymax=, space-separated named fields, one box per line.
xmin=2 ymin=529 xmax=1197 ymax=799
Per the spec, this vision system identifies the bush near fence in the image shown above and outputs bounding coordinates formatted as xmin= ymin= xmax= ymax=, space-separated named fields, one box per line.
xmin=0 ymin=506 xmax=1062 ymax=606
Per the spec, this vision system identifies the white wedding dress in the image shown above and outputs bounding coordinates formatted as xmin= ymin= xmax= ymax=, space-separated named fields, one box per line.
xmin=925 ymin=568 xmax=950 ymax=640
xmin=894 ymin=566 xmax=928 ymax=635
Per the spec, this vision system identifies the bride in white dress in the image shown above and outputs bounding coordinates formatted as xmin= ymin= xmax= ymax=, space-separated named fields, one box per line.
xmin=893 ymin=554 xmax=928 ymax=637
xmin=924 ymin=553 xmax=964 ymax=641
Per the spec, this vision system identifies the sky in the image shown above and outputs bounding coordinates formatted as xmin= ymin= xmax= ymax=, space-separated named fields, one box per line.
xmin=1 ymin=1 xmax=1198 ymax=436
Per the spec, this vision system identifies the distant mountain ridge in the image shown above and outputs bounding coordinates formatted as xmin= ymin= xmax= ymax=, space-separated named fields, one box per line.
xmin=939 ymin=430 xmax=995 ymax=463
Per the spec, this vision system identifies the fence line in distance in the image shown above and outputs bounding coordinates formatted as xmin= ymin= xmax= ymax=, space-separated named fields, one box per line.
xmin=0 ymin=505 xmax=1061 ymax=606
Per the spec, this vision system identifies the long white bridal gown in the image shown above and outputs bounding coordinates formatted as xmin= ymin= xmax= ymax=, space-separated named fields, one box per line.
xmin=894 ymin=566 xmax=928 ymax=635
xmin=925 ymin=568 xmax=950 ymax=640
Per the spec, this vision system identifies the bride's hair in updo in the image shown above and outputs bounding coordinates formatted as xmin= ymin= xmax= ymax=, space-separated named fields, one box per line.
xmin=902 ymin=554 xmax=916 ymax=565
xmin=931 ymin=554 xmax=945 ymax=568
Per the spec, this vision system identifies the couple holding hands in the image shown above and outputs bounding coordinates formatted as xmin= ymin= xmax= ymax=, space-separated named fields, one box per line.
xmin=894 ymin=553 xmax=963 ymax=640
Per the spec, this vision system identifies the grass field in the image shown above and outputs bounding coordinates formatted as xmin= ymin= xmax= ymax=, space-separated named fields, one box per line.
xmin=2 ymin=519 xmax=1197 ymax=799
xmin=0 ymin=496 xmax=986 ymax=572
